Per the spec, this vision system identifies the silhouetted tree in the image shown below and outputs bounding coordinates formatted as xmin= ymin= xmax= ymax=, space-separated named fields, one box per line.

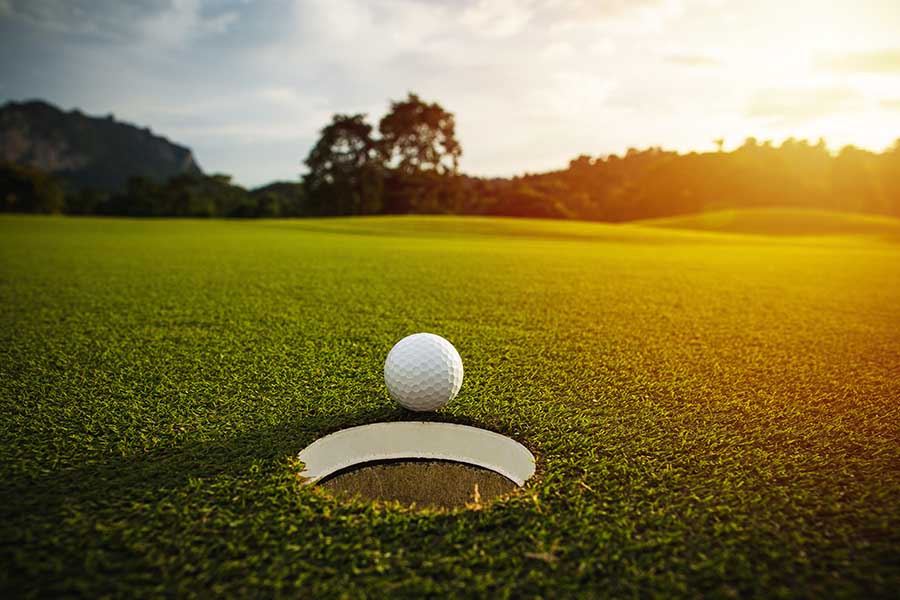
xmin=303 ymin=114 xmax=383 ymax=216
xmin=14 ymin=93 xmax=900 ymax=222
xmin=379 ymin=93 xmax=461 ymax=175
xmin=377 ymin=94 xmax=462 ymax=213
xmin=881 ymin=139 xmax=900 ymax=216
xmin=832 ymin=146 xmax=881 ymax=214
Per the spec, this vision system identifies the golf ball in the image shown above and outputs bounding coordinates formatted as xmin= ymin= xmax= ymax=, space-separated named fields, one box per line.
xmin=384 ymin=333 xmax=464 ymax=411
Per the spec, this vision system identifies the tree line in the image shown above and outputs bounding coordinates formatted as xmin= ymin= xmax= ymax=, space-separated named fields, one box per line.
xmin=3 ymin=93 xmax=900 ymax=220
xmin=0 ymin=166 xmax=304 ymax=217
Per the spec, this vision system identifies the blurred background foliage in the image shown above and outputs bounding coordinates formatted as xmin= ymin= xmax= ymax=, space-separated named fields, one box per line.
xmin=3 ymin=93 xmax=900 ymax=221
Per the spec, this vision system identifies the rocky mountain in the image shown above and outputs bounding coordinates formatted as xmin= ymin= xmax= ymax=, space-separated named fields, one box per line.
xmin=0 ymin=100 xmax=202 ymax=191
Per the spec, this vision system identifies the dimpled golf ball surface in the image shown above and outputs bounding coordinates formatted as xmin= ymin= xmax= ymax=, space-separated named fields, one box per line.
xmin=384 ymin=333 xmax=464 ymax=411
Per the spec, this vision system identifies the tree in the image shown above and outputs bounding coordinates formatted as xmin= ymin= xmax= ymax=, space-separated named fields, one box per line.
xmin=99 ymin=173 xmax=251 ymax=217
xmin=101 ymin=176 xmax=162 ymax=216
xmin=832 ymin=145 xmax=882 ymax=214
xmin=65 ymin=188 xmax=109 ymax=215
xmin=379 ymin=93 xmax=461 ymax=176
xmin=303 ymin=114 xmax=383 ymax=216
xmin=0 ymin=162 xmax=65 ymax=213
xmin=248 ymin=182 xmax=305 ymax=217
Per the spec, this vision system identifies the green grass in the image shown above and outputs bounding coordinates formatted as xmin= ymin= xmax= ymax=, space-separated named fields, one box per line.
xmin=1 ymin=212 xmax=899 ymax=598
xmin=638 ymin=207 xmax=900 ymax=240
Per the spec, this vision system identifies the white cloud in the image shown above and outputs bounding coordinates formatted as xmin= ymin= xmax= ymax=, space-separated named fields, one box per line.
xmin=137 ymin=0 xmax=240 ymax=46
xmin=459 ymin=0 xmax=534 ymax=37
xmin=541 ymin=41 xmax=576 ymax=63
xmin=818 ymin=49 xmax=900 ymax=74
xmin=135 ymin=0 xmax=239 ymax=46
xmin=747 ymin=86 xmax=865 ymax=121
xmin=587 ymin=39 xmax=616 ymax=56
xmin=542 ymin=0 xmax=684 ymax=34
xmin=665 ymin=54 xmax=720 ymax=67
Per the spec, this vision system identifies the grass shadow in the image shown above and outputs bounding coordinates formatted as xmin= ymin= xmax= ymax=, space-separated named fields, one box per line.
xmin=1 ymin=404 xmax=412 ymax=522
xmin=0 ymin=404 xmax=519 ymax=525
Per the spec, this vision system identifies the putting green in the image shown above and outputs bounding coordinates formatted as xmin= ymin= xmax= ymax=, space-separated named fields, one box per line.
xmin=1 ymin=212 xmax=898 ymax=597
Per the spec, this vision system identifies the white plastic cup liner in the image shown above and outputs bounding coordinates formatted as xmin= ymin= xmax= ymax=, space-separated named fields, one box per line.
xmin=297 ymin=421 xmax=536 ymax=486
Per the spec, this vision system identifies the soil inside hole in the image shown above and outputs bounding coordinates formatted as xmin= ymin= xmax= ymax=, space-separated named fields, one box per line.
xmin=319 ymin=460 xmax=519 ymax=509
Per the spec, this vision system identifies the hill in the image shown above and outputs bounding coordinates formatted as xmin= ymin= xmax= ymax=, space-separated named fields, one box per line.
xmin=636 ymin=207 xmax=900 ymax=240
xmin=0 ymin=100 xmax=202 ymax=191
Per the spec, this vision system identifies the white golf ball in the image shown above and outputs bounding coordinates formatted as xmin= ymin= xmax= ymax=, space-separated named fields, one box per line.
xmin=384 ymin=333 xmax=464 ymax=411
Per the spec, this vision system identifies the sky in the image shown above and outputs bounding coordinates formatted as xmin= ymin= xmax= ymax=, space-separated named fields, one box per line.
xmin=2 ymin=0 xmax=900 ymax=187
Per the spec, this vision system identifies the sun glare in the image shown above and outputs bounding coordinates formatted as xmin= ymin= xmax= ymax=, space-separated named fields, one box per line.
xmin=652 ymin=0 xmax=900 ymax=153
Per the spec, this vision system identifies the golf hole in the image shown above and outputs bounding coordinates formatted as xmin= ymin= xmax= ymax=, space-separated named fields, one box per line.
xmin=320 ymin=459 xmax=518 ymax=509
xmin=297 ymin=422 xmax=536 ymax=509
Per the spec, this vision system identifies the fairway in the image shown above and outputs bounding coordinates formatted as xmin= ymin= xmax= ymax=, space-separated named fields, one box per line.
xmin=1 ymin=214 xmax=899 ymax=597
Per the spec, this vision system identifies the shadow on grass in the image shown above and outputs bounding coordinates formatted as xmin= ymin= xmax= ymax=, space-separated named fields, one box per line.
xmin=0 ymin=404 xmax=505 ymax=522
xmin=0 ymin=403 xmax=539 ymax=596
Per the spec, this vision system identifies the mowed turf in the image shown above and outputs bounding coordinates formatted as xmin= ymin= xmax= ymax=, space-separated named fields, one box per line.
xmin=1 ymin=212 xmax=899 ymax=598
xmin=638 ymin=207 xmax=900 ymax=240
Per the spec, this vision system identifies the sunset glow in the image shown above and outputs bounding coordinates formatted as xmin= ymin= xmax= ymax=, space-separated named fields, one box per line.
xmin=1 ymin=0 xmax=899 ymax=185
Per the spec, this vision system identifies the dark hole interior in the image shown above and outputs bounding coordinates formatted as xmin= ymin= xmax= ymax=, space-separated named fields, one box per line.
xmin=319 ymin=459 xmax=519 ymax=509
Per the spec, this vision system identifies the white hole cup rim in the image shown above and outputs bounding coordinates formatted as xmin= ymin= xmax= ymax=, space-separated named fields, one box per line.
xmin=297 ymin=422 xmax=536 ymax=486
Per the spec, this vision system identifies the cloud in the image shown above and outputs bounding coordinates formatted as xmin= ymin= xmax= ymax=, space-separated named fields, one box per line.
xmin=0 ymin=0 xmax=241 ymax=44
xmin=665 ymin=53 xmax=720 ymax=67
xmin=459 ymin=0 xmax=533 ymax=37
xmin=7 ymin=0 xmax=890 ymax=187
xmin=138 ymin=0 xmax=241 ymax=46
xmin=540 ymin=0 xmax=681 ymax=22
xmin=818 ymin=49 xmax=900 ymax=73
xmin=418 ymin=0 xmax=682 ymax=38
xmin=541 ymin=0 xmax=684 ymax=35
xmin=747 ymin=86 xmax=864 ymax=121
xmin=0 ymin=0 xmax=692 ymax=185
xmin=1 ymin=0 xmax=157 ymax=37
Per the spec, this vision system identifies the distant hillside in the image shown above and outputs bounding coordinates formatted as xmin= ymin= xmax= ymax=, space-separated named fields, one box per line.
xmin=0 ymin=100 xmax=202 ymax=191
xmin=636 ymin=208 xmax=900 ymax=239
